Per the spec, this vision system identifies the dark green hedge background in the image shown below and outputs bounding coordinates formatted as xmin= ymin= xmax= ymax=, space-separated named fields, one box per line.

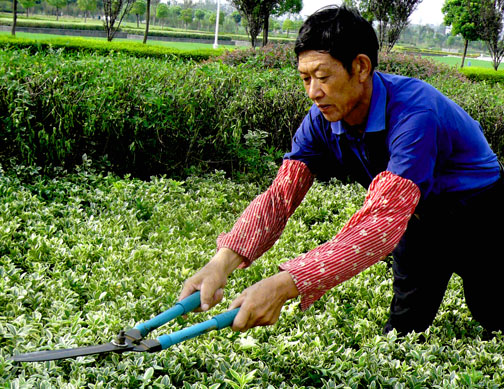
xmin=1 ymin=44 xmax=503 ymax=180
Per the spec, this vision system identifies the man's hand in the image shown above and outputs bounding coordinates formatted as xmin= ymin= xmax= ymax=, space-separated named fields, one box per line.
xmin=228 ymin=271 xmax=299 ymax=332
xmin=179 ymin=248 xmax=243 ymax=311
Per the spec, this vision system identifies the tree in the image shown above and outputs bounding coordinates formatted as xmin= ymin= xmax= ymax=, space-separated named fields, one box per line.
xmin=230 ymin=0 xmax=264 ymax=47
xmin=369 ymin=0 xmax=423 ymax=53
xmin=282 ymin=18 xmax=294 ymax=36
xmin=180 ymin=7 xmax=193 ymax=28
xmin=231 ymin=0 xmax=300 ymax=47
xmin=195 ymin=8 xmax=205 ymax=29
xmin=209 ymin=10 xmax=225 ymax=29
xmin=130 ymin=0 xmax=146 ymax=27
xmin=77 ymin=0 xmax=97 ymax=22
xmin=477 ymin=0 xmax=504 ymax=70
xmin=156 ymin=2 xmax=169 ymax=27
xmin=442 ymin=0 xmax=481 ymax=68
xmin=168 ymin=4 xmax=181 ymax=27
xmin=263 ymin=0 xmax=302 ymax=46
xmin=47 ymin=0 xmax=68 ymax=20
xmin=19 ymin=0 xmax=36 ymax=17
xmin=102 ymin=0 xmax=136 ymax=41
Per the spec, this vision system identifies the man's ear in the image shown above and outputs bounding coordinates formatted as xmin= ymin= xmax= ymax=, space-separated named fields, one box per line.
xmin=353 ymin=54 xmax=373 ymax=83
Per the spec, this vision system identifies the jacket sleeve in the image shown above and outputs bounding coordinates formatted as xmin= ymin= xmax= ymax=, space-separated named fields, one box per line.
xmin=217 ymin=159 xmax=314 ymax=268
xmin=279 ymin=171 xmax=421 ymax=310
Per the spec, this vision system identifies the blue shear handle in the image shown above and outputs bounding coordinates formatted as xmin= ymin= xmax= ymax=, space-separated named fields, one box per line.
xmin=135 ymin=291 xmax=201 ymax=338
xmin=157 ymin=308 xmax=239 ymax=350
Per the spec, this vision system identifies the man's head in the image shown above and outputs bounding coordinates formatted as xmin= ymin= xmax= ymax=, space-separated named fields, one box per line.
xmin=294 ymin=5 xmax=378 ymax=75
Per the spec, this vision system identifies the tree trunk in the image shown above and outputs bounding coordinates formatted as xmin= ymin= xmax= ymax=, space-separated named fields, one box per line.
xmin=461 ymin=39 xmax=468 ymax=68
xmin=262 ymin=16 xmax=268 ymax=47
xmin=11 ymin=0 xmax=17 ymax=35
xmin=136 ymin=14 xmax=139 ymax=28
xmin=143 ymin=0 xmax=150 ymax=44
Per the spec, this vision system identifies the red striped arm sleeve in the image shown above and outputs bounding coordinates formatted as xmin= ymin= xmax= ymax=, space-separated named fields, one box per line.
xmin=279 ymin=171 xmax=421 ymax=310
xmin=216 ymin=159 xmax=314 ymax=268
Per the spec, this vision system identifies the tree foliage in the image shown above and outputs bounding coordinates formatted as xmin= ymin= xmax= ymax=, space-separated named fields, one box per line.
xmin=368 ymin=0 xmax=423 ymax=53
xmin=156 ymin=2 xmax=169 ymax=26
xmin=477 ymin=0 xmax=504 ymax=70
xmin=102 ymin=0 xmax=136 ymax=41
xmin=77 ymin=0 xmax=97 ymax=22
xmin=130 ymin=0 xmax=147 ymax=28
xmin=230 ymin=0 xmax=302 ymax=47
xmin=18 ymin=0 xmax=36 ymax=17
xmin=46 ymin=0 xmax=68 ymax=20
xmin=442 ymin=0 xmax=482 ymax=67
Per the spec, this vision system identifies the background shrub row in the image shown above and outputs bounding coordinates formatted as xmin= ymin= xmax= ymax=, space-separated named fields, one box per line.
xmin=459 ymin=67 xmax=504 ymax=84
xmin=0 ymin=35 xmax=224 ymax=60
xmin=1 ymin=18 xmax=292 ymax=43
xmin=1 ymin=43 xmax=503 ymax=181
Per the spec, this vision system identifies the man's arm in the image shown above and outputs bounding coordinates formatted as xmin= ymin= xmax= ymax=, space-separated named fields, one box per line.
xmin=226 ymin=171 xmax=420 ymax=331
xmin=280 ymin=171 xmax=421 ymax=310
xmin=179 ymin=159 xmax=313 ymax=310
xmin=216 ymin=159 xmax=314 ymax=267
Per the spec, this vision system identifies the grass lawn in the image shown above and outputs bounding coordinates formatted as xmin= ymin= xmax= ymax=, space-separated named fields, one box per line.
xmin=0 ymin=30 xmax=236 ymax=50
xmin=424 ymin=54 xmax=498 ymax=70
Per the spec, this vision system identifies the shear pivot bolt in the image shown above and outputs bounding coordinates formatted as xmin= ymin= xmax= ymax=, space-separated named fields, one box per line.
xmin=112 ymin=330 xmax=128 ymax=347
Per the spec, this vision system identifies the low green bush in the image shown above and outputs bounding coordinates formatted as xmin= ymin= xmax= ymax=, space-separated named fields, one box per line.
xmin=0 ymin=47 xmax=307 ymax=182
xmin=459 ymin=67 xmax=504 ymax=84
xmin=122 ymin=27 xmax=233 ymax=41
xmin=0 ymin=17 xmax=105 ymax=30
xmin=0 ymin=35 xmax=224 ymax=60
xmin=212 ymin=43 xmax=298 ymax=69
xmin=378 ymin=51 xmax=469 ymax=81
xmin=213 ymin=45 xmax=468 ymax=81
xmin=2 ymin=163 xmax=504 ymax=387
xmin=1 ymin=17 xmax=235 ymax=41
xmin=1 ymin=46 xmax=503 ymax=181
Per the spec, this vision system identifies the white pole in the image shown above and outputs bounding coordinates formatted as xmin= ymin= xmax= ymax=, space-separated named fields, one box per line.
xmin=213 ymin=0 xmax=220 ymax=49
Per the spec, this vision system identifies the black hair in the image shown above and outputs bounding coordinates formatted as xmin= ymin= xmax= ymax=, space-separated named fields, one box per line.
xmin=294 ymin=5 xmax=379 ymax=74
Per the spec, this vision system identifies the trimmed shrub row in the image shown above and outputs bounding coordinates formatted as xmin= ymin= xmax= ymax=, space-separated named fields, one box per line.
xmin=459 ymin=67 xmax=504 ymax=84
xmin=0 ymin=18 xmax=244 ymax=42
xmin=1 ymin=44 xmax=503 ymax=181
xmin=0 ymin=47 xmax=308 ymax=181
xmin=0 ymin=35 xmax=224 ymax=60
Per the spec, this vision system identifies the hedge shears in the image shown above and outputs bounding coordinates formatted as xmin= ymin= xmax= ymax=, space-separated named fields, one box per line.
xmin=9 ymin=291 xmax=239 ymax=362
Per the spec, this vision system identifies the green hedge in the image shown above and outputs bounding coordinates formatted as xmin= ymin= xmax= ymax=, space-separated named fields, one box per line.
xmin=0 ymin=35 xmax=224 ymax=60
xmin=0 ymin=47 xmax=307 ymax=181
xmin=4 ymin=164 xmax=504 ymax=387
xmin=459 ymin=67 xmax=504 ymax=84
xmin=1 ymin=18 xmax=234 ymax=41
xmin=0 ymin=17 xmax=106 ymax=31
xmin=1 ymin=46 xmax=503 ymax=180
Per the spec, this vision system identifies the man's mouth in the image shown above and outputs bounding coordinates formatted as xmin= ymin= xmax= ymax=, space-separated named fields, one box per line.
xmin=317 ymin=104 xmax=331 ymax=112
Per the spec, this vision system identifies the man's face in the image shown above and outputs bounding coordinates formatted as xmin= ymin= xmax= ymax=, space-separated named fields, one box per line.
xmin=297 ymin=50 xmax=370 ymax=126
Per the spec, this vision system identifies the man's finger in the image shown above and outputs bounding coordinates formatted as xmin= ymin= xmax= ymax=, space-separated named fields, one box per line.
xmin=200 ymin=283 xmax=224 ymax=311
xmin=178 ymin=283 xmax=198 ymax=302
xmin=232 ymin=305 xmax=251 ymax=332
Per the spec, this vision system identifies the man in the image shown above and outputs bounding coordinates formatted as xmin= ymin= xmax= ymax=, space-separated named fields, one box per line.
xmin=179 ymin=6 xmax=504 ymax=335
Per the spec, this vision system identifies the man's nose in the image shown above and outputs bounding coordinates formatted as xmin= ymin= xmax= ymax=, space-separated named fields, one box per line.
xmin=308 ymin=80 xmax=324 ymax=101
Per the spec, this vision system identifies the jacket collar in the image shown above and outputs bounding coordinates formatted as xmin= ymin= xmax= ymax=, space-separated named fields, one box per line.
xmin=330 ymin=72 xmax=387 ymax=136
